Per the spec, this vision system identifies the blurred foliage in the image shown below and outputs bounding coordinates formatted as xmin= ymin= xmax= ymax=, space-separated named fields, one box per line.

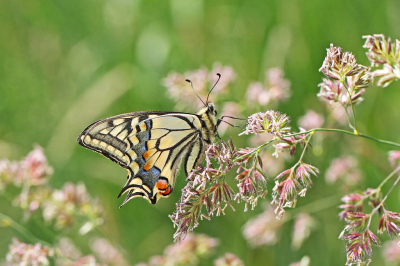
xmin=1 ymin=0 xmax=400 ymax=265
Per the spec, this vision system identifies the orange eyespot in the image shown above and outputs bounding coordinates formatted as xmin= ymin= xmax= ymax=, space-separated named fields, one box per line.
xmin=156 ymin=179 xmax=168 ymax=190
xmin=161 ymin=186 xmax=171 ymax=196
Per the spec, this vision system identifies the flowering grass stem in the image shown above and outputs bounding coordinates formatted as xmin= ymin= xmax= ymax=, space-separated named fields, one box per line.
xmin=341 ymin=81 xmax=358 ymax=133
xmin=279 ymin=194 xmax=342 ymax=223
xmin=349 ymin=99 xmax=358 ymax=135
xmin=366 ymin=173 xmax=400 ymax=229
xmin=31 ymin=216 xmax=57 ymax=240
xmin=377 ymin=166 xmax=400 ymax=190
xmin=284 ymin=129 xmax=400 ymax=148
xmin=268 ymin=195 xmax=341 ymax=235
xmin=297 ymin=133 xmax=313 ymax=164
xmin=234 ymin=139 xmax=274 ymax=161
xmin=0 ymin=211 xmax=52 ymax=247
xmin=293 ymin=194 xmax=342 ymax=216
xmin=236 ymin=128 xmax=400 ymax=162
xmin=339 ymin=101 xmax=355 ymax=131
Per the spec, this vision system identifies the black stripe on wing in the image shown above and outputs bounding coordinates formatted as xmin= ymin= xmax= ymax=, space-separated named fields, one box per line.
xmin=183 ymin=136 xmax=203 ymax=176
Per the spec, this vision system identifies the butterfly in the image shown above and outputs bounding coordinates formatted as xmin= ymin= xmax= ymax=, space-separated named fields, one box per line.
xmin=77 ymin=74 xmax=240 ymax=207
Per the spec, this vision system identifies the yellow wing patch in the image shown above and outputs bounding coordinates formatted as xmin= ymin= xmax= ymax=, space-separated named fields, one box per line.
xmin=151 ymin=115 xmax=193 ymax=130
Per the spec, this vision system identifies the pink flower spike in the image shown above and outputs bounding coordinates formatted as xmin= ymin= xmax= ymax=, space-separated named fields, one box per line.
xmin=254 ymin=170 xmax=267 ymax=184
xmin=339 ymin=193 xmax=364 ymax=220
xmin=6 ymin=238 xmax=54 ymax=265
xmin=325 ymin=156 xmax=361 ymax=186
xmin=346 ymin=212 xmax=368 ymax=219
xmin=367 ymin=230 xmax=381 ymax=247
xmin=320 ymin=44 xmax=365 ymax=81
xmin=317 ymin=78 xmax=343 ymax=102
xmin=298 ymin=110 xmax=325 ymax=130
xmin=388 ymin=151 xmax=400 ymax=167
xmin=246 ymin=82 xmax=270 ymax=106
xmin=240 ymin=111 xmax=291 ymax=136
xmin=387 ymin=211 xmax=400 ymax=220
xmin=236 ymin=169 xmax=250 ymax=181
xmin=214 ymin=253 xmax=244 ymax=266
xmin=343 ymin=232 xmax=361 ymax=240
xmin=279 ymin=178 xmax=300 ymax=205
xmin=291 ymin=213 xmax=316 ymax=250
xmin=378 ymin=216 xmax=385 ymax=234
xmin=237 ymin=148 xmax=256 ymax=156
xmin=275 ymin=169 xmax=293 ymax=180
xmin=342 ymin=193 xmax=364 ymax=203
xmin=343 ymin=231 xmax=377 ymax=264
xmin=275 ymin=142 xmax=291 ymax=149
xmin=382 ymin=240 xmax=400 ymax=262
xmin=344 ymin=212 xmax=369 ymax=232
xmin=272 ymin=142 xmax=292 ymax=158
xmin=296 ymin=163 xmax=319 ymax=179
xmin=363 ymin=34 xmax=400 ymax=67
xmin=242 ymin=205 xmax=283 ymax=247
xmin=266 ymin=68 xmax=291 ymax=101
xmin=378 ymin=210 xmax=400 ymax=238
xmin=362 ymin=34 xmax=400 ymax=87
xmin=339 ymin=204 xmax=356 ymax=209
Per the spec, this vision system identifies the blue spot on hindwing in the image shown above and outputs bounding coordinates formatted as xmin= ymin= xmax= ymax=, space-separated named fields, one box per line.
xmin=141 ymin=166 xmax=161 ymax=178
xmin=152 ymin=167 xmax=161 ymax=177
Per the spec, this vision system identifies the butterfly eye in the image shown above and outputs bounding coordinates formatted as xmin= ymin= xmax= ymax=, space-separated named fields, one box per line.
xmin=208 ymin=104 xmax=217 ymax=116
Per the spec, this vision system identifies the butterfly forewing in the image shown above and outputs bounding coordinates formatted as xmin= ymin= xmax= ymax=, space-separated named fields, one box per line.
xmin=78 ymin=111 xmax=207 ymax=206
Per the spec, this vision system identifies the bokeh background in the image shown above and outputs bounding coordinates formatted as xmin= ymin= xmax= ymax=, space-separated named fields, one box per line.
xmin=1 ymin=0 xmax=400 ymax=265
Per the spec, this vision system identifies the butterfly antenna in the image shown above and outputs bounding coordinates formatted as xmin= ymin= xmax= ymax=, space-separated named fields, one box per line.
xmin=186 ymin=79 xmax=207 ymax=107
xmin=216 ymin=119 xmax=247 ymax=128
xmin=206 ymin=73 xmax=221 ymax=104
xmin=220 ymin=115 xmax=248 ymax=120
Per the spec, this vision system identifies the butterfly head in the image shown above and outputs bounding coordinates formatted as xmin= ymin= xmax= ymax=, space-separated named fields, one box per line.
xmin=197 ymin=102 xmax=217 ymax=118
xmin=207 ymin=102 xmax=217 ymax=117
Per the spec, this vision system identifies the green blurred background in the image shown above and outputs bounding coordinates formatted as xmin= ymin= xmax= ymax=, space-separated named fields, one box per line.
xmin=1 ymin=0 xmax=400 ymax=265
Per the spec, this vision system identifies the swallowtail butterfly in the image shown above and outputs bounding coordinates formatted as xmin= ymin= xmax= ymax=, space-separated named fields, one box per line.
xmin=77 ymin=74 xmax=231 ymax=207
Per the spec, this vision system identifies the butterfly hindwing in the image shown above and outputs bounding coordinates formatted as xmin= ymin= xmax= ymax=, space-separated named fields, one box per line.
xmin=78 ymin=112 xmax=206 ymax=205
